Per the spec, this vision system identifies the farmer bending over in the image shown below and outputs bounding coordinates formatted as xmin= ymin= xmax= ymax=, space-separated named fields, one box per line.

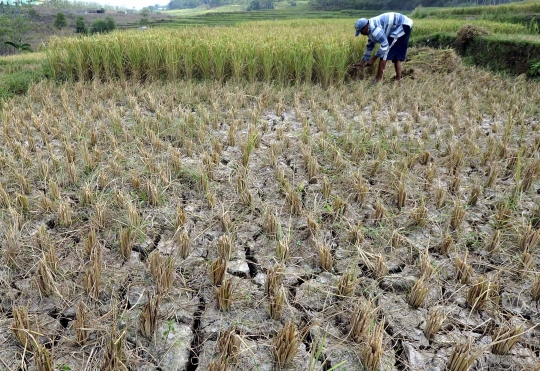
xmin=353 ymin=12 xmax=413 ymax=83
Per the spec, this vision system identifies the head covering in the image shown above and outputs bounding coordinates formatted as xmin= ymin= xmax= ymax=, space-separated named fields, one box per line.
xmin=354 ymin=18 xmax=368 ymax=37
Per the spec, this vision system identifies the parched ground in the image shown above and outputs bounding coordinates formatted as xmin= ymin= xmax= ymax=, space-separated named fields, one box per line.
xmin=0 ymin=59 xmax=539 ymax=370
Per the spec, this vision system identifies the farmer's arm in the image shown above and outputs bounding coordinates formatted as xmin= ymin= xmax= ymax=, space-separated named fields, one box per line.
xmin=353 ymin=39 xmax=376 ymax=67
xmin=372 ymin=26 xmax=389 ymax=61
xmin=362 ymin=39 xmax=376 ymax=62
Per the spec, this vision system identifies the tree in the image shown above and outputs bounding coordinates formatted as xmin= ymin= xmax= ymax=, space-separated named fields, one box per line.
xmin=104 ymin=16 xmax=116 ymax=31
xmin=140 ymin=7 xmax=150 ymax=17
xmin=5 ymin=38 xmax=32 ymax=52
xmin=91 ymin=16 xmax=116 ymax=34
xmin=53 ymin=12 xmax=68 ymax=30
xmin=75 ymin=16 xmax=87 ymax=34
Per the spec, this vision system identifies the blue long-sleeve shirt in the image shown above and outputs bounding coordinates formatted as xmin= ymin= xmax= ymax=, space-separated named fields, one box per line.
xmin=362 ymin=13 xmax=413 ymax=61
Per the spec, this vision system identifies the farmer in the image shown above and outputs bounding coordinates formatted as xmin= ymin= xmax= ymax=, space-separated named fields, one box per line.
xmin=353 ymin=12 xmax=413 ymax=83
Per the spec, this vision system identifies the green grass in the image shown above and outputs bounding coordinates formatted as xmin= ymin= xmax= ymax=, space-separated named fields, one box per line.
xmin=154 ymin=2 xmax=385 ymax=27
xmin=411 ymin=0 xmax=540 ymax=18
xmin=411 ymin=0 xmax=540 ymax=32
xmin=0 ymin=52 xmax=46 ymax=102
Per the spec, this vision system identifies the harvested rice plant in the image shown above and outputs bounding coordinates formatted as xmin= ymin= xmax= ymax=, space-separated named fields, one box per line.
xmin=1 ymin=13 xmax=540 ymax=371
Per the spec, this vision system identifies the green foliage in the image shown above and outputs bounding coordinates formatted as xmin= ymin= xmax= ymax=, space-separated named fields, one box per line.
xmin=247 ymin=0 xmax=274 ymax=11
xmin=411 ymin=1 xmax=540 ymax=33
xmin=529 ymin=59 xmax=540 ymax=79
xmin=168 ymin=0 xmax=225 ymax=10
xmin=53 ymin=12 xmax=68 ymax=30
xmin=75 ymin=16 xmax=88 ymax=34
xmin=4 ymin=39 xmax=32 ymax=52
xmin=91 ymin=16 xmax=116 ymax=34
xmin=0 ymin=4 xmax=32 ymax=55
xmin=140 ymin=7 xmax=151 ymax=17
xmin=0 ymin=69 xmax=41 ymax=100
xmin=310 ymin=0 xmax=525 ymax=11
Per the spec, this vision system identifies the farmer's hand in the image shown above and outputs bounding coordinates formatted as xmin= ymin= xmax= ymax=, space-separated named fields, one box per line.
xmin=352 ymin=61 xmax=365 ymax=68
xmin=365 ymin=60 xmax=374 ymax=67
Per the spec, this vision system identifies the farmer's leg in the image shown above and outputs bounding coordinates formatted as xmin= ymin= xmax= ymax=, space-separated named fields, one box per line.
xmin=394 ymin=60 xmax=402 ymax=81
xmin=376 ymin=59 xmax=387 ymax=82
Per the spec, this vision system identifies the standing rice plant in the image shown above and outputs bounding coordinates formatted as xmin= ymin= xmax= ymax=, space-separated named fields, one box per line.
xmin=245 ymin=43 xmax=258 ymax=83
xmin=315 ymin=43 xmax=334 ymax=87
xmin=88 ymin=39 xmax=103 ymax=81
xmin=126 ymin=37 xmax=144 ymax=81
xmin=260 ymin=44 xmax=274 ymax=82
xmin=212 ymin=41 xmax=228 ymax=82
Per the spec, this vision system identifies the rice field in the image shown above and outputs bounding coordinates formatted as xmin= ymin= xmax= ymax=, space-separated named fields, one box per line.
xmin=45 ymin=19 xmax=532 ymax=85
xmin=1 ymin=9 xmax=540 ymax=371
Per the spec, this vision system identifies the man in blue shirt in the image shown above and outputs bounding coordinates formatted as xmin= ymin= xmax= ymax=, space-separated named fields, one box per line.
xmin=353 ymin=13 xmax=413 ymax=83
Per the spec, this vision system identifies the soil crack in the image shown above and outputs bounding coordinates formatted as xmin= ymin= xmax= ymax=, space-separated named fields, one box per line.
xmin=186 ymin=295 xmax=206 ymax=371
